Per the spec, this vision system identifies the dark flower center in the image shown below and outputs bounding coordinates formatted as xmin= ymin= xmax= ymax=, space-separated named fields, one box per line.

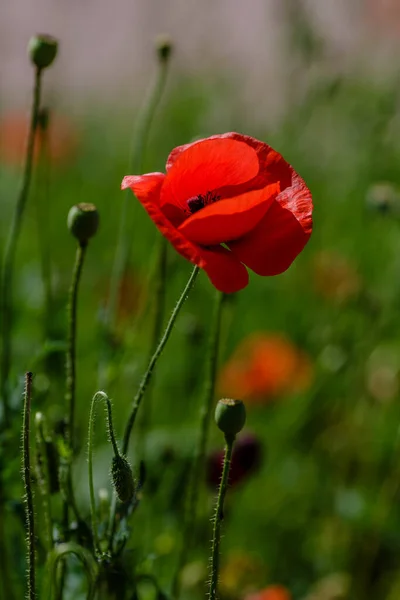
xmin=186 ymin=190 xmax=221 ymax=214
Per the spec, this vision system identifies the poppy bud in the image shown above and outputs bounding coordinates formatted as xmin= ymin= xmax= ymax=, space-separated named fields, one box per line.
xmin=67 ymin=203 xmax=99 ymax=244
xmin=215 ymin=398 xmax=246 ymax=437
xmin=111 ymin=455 xmax=135 ymax=503
xmin=155 ymin=34 xmax=173 ymax=62
xmin=28 ymin=34 xmax=58 ymax=69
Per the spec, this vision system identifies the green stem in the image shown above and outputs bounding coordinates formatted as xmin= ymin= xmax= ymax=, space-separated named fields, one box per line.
xmin=141 ymin=236 xmax=168 ymax=432
xmin=0 ymin=67 xmax=42 ymax=427
xmin=107 ymin=49 xmax=171 ymax=334
xmin=22 ymin=372 xmax=36 ymax=600
xmin=208 ymin=434 xmax=235 ymax=600
xmin=36 ymin=121 xmax=53 ymax=337
xmin=34 ymin=413 xmax=53 ymax=552
xmin=66 ymin=241 xmax=87 ymax=450
xmin=172 ymin=291 xmax=224 ymax=598
xmin=122 ymin=265 xmax=199 ymax=456
xmin=108 ymin=265 xmax=199 ymax=550
xmin=88 ymin=391 xmax=120 ymax=555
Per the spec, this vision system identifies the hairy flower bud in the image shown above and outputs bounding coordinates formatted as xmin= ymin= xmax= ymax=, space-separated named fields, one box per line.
xmin=28 ymin=34 xmax=58 ymax=69
xmin=111 ymin=455 xmax=135 ymax=503
xmin=67 ymin=203 xmax=99 ymax=244
xmin=215 ymin=398 xmax=246 ymax=437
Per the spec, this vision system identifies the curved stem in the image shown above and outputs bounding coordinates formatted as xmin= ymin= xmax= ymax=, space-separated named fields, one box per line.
xmin=88 ymin=391 xmax=120 ymax=555
xmin=208 ymin=434 xmax=235 ymax=600
xmin=22 ymin=372 xmax=36 ymax=600
xmin=122 ymin=265 xmax=199 ymax=456
xmin=66 ymin=241 xmax=87 ymax=450
xmin=0 ymin=67 xmax=42 ymax=427
xmin=107 ymin=265 xmax=199 ymax=551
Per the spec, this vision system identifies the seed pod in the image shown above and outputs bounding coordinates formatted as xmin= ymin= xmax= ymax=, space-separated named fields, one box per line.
xmin=67 ymin=203 xmax=99 ymax=244
xmin=28 ymin=34 xmax=58 ymax=69
xmin=111 ymin=455 xmax=135 ymax=503
xmin=215 ymin=398 xmax=246 ymax=437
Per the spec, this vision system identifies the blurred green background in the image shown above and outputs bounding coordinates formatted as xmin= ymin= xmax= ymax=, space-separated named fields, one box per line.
xmin=3 ymin=2 xmax=400 ymax=599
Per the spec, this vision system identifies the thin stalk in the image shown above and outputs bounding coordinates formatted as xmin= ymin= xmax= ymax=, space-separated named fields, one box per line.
xmin=22 ymin=372 xmax=36 ymax=600
xmin=172 ymin=291 xmax=224 ymax=598
xmin=66 ymin=241 xmax=88 ymax=450
xmin=141 ymin=236 xmax=168 ymax=432
xmin=107 ymin=49 xmax=171 ymax=333
xmin=35 ymin=118 xmax=53 ymax=337
xmin=122 ymin=265 xmax=199 ymax=456
xmin=108 ymin=265 xmax=199 ymax=550
xmin=0 ymin=67 xmax=42 ymax=427
xmin=208 ymin=434 xmax=235 ymax=600
xmin=34 ymin=413 xmax=54 ymax=552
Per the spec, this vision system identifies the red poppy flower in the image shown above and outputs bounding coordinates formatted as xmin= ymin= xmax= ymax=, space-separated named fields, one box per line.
xmin=121 ymin=133 xmax=313 ymax=293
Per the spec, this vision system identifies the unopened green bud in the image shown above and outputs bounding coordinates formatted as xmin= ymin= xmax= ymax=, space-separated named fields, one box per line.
xmin=67 ymin=203 xmax=99 ymax=244
xmin=155 ymin=34 xmax=173 ymax=62
xmin=111 ymin=455 xmax=135 ymax=503
xmin=28 ymin=34 xmax=58 ymax=69
xmin=215 ymin=398 xmax=246 ymax=437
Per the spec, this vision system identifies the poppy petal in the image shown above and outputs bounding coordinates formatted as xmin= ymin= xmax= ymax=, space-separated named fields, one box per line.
xmin=178 ymin=183 xmax=280 ymax=245
xmin=121 ymin=173 xmax=165 ymax=205
xmin=199 ymin=246 xmax=249 ymax=293
xmin=229 ymin=172 xmax=312 ymax=275
xmin=160 ymin=136 xmax=259 ymax=215
xmin=122 ymin=174 xmax=205 ymax=267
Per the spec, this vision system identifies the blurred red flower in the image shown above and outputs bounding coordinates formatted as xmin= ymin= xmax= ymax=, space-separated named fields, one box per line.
xmin=206 ymin=432 xmax=262 ymax=489
xmin=218 ymin=333 xmax=313 ymax=404
xmin=122 ymin=133 xmax=313 ymax=293
xmin=0 ymin=111 xmax=78 ymax=166
xmin=244 ymin=585 xmax=292 ymax=600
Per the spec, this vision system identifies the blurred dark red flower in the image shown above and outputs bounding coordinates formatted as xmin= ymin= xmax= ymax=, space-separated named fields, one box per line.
xmin=244 ymin=585 xmax=292 ymax=600
xmin=218 ymin=333 xmax=313 ymax=404
xmin=206 ymin=433 xmax=262 ymax=489
xmin=122 ymin=133 xmax=313 ymax=293
xmin=0 ymin=111 xmax=78 ymax=166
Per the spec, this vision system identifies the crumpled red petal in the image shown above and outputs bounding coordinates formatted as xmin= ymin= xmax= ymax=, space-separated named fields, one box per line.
xmin=229 ymin=172 xmax=312 ymax=276
xmin=178 ymin=183 xmax=280 ymax=245
xmin=121 ymin=173 xmax=205 ymax=268
xmin=121 ymin=173 xmax=165 ymax=205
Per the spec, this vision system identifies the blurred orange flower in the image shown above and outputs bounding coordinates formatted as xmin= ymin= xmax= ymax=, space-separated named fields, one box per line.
xmin=218 ymin=333 xmax=313 ymax=404
xmin=0 ymin=111 xmax=78 ymax=166
xmin=312 ymin=251 xmax=361 ymax=304
xmin=244 ymin=584 xmax=292 ymax=600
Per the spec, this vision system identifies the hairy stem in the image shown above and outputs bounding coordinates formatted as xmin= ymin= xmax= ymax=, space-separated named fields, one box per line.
xmin=208 ymin=434 xmax=235 ymax=600
xmin=173 ymin=291 xmax=224 ymax=598
xmin=108 ymin=265 xmax=199 ymax=550
xmin=66 ymin=241 xmax=87 ymax=450
xmin=88 ymin=391 xmax=120 ymax=555
xmin=22 ymin=372 xmax=36 ymax=600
